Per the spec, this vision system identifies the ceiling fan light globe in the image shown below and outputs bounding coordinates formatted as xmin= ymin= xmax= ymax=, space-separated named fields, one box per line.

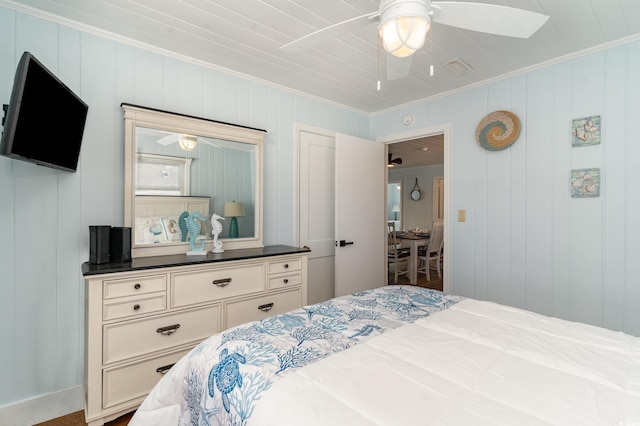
xmin=179 ymin=134 xmax=198 ymax=151
xmin=380 ymin=15 xmax=429 ymax=57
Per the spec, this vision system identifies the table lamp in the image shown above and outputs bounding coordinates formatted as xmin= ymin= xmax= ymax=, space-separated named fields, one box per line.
xmin=392 ymin=205 xmax=400 ymax=220
xmin=224 ymin=201 xmax=245 ymax=238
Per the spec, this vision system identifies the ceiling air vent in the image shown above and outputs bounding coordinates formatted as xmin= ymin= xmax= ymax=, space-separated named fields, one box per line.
xmin=443 ymin=57 xmax=472 ymax=75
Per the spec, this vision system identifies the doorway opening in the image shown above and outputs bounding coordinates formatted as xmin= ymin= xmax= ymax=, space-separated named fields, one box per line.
xmin=379 ymin=125 xmax=450 ymax=293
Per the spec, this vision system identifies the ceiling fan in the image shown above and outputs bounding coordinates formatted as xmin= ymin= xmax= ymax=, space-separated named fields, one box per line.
xmin=388 ymin=153 xmax=403 ymax=167
xmin=281 ymin=0 xmax=549 ymax=81
xmin=157 ymin=133 xmax=221 ymax=151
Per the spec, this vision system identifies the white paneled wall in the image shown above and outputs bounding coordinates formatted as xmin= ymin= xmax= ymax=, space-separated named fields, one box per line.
xmin=0 ymin=5 xmax=368 ymax=414
xmin=373 ymin=39 xmax=640 ymax=337
xmin=2 ymin=2 xmax=640 ymax=421
xmin=388 ymin=165 xmax=444 ymax=231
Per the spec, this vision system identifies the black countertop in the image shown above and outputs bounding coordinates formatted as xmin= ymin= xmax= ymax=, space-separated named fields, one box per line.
xmin=82 ymin=245 xmax=310 ymax=276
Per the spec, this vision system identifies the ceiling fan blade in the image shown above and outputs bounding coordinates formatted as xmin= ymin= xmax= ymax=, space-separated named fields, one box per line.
xmin=157 ymin=134 xmax=179 ymax=145
xmin=280 ymin=11 xmax=379 ymax=53
xmin=386 ymin=53 xmax=412 ymax=81
xmin=432 ymin=2 xmax=549 ymax=39
xmin=346 ymin=0 xmax=379 ymax=13
xmin=198 ymin=137 xmax=222 ymax=149
xmin=388 ymin=153 xmax=403 ymax=165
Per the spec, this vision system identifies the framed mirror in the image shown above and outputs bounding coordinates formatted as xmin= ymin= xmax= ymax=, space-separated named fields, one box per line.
xmin=123 ymin=104 xmax=265 ymax=258
xmin=410 ymin=178 xmax=422 ymax=201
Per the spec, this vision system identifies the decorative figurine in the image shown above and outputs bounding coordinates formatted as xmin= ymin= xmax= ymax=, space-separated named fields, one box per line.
xmin=178 ymin=211 xmax=189 ymax=242
xmin=210 ymin=213 xmax=225 ymax=253
xmin=185 ymin=212 xmax=207 ymax=255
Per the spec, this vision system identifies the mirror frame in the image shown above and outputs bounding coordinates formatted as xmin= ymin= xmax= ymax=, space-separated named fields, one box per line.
xmin=122 ymin=104 xmax=265 ymax=258
xmin=410 ymin=178 xmax=421 ymax=201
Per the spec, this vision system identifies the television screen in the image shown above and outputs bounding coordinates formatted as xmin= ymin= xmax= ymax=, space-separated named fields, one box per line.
xmin=0 ymin=52 xmax=88 ymax=172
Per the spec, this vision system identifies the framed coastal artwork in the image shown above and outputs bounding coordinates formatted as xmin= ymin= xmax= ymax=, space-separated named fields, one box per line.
xmin=571 ymin=168 xmax=600 ymax=198
xmin=572 ymin=115 xmax=601 ymax=147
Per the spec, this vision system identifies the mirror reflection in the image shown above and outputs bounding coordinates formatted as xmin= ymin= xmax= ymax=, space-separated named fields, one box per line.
xmin=122 ymin=103 xmax=265 ymax=257
xmin=134 ymin=126 xmax=256 ymax=245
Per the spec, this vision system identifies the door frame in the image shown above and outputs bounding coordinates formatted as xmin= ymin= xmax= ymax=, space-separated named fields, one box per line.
xmin=377 ymin=123 xmax=451 ymax=293
xmin=433 ymin=176 xmax=444 ymax=221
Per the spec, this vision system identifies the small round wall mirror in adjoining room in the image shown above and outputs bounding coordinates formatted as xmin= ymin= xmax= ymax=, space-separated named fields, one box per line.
xmin=410 ymin=178 xmax=422 ymax=201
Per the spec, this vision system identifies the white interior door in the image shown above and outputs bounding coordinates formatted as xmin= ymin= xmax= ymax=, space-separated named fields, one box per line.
xmin=299 ymin=128 xmax=336 ymax=304
xmin=334 ymin=133 xmax=385 ymax=296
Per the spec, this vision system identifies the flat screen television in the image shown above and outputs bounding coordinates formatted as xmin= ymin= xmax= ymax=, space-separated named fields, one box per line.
xmin=0 ymin=51 xmax=88 ymax=172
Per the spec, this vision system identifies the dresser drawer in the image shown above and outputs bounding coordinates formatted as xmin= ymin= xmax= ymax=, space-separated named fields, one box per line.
xmin=103 ymin=305 xmax=220 ymax=364
xmin=103 ymin=275 xmax=167 ymax=299
xmin=268 ymin=272 xmax=302 ymax=290
xmin=102 ymin=347 xmax=191 ymax=409
xmin=103 ymin=293 xmax=167 ymax=321
xmin=268 ymin=258 xmax=302 ymax=274
xmin=171 ymin=264 xmax=265 ymax=307
xmin=225 ymin=289 xmax=302 ymax=328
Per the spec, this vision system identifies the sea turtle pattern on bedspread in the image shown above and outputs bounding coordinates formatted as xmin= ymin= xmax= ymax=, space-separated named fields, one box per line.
xmin=179 ymin=285 xmax=462 ymax=425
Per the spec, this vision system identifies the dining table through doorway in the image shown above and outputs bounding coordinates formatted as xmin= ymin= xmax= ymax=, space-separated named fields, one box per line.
xmin=396 ymin=232 xmax=430 ymax=284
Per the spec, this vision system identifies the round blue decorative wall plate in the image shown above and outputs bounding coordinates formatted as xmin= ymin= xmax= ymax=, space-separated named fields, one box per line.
xmin=475 ymin=110 xmax=521 ymax=151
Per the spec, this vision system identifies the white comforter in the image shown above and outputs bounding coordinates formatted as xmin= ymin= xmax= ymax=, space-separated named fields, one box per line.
xmin=132 ymin=297 xmax=640 ymax=425
xmin=251 ymin=299 xmax=640 ymax=425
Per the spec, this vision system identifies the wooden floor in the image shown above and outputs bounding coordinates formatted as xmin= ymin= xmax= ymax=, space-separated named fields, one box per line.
xmin=35 ymin=410 xmax=134 ymax=426
xmin=388 ymin=265 xmax=444 ymax=291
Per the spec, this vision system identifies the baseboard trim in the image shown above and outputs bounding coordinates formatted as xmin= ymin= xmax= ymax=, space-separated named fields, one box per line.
xmin=0 ymin=386 xmax=83 ymax=425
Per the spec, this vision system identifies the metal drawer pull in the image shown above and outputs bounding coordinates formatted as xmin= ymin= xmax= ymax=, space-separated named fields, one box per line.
xmin=283 ymin=278 xmax=289 ymax=284
xmin=156 ymin=324 xmax=180 ymax=336
xmin=258 ymin=303 xmax=274 ymax=312
xmin=212 ymin=278 xmax=232 ymax=287
xmin=134 ymin=283 xmax=141 ymax=290
xmin=156 ymin=363 xmax=175 ymax=374
xmin=133 ymin=304 xmax=141 ymax=311
xmin=283 ymin=264 xmax=289 ymax=269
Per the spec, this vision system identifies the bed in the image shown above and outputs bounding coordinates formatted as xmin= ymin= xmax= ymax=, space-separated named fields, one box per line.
xmin=134 ymin=195 xmax=211 ymax=244
xmin=130 ymin=286 xmax=640 ymax=425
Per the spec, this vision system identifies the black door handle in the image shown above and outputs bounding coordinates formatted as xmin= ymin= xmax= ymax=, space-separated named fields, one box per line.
xmin=337 ymin=240 xmax=354 ymax=247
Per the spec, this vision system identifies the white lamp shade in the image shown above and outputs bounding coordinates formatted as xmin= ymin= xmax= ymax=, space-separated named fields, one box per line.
xmin=224 ymin=201 xmax=246 ymax=217
xmin=380 ymin=15 xmax=430 ymax=57
xmin=378 ymin=0 xmax=431 ymax=58
xmin=392 ymin=205 xmax=400 ymax=212
xmin=179 ymin=134 xmax=198 ymax=151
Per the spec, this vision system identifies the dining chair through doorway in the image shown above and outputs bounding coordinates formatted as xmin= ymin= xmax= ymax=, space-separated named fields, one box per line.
xmin=387 ymin=224 xmax=410 ymax=284
xmin=417 ymin=222 xmax=444 ymax=281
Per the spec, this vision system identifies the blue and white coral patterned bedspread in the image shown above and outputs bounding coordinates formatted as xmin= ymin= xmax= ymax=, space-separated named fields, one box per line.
xmin=173 ymin=286 xmax=461 ymax=425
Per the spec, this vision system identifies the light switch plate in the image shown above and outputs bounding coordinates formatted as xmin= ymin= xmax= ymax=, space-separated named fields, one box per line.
xmin=458 ymin=209 xmax=466 ymax=222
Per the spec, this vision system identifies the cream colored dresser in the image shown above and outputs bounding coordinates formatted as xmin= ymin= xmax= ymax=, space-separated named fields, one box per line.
xmin=82 ymin=245 xmax=309 ymax=426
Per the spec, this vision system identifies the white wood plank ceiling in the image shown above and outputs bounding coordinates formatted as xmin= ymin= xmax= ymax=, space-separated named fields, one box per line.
xmin=388 ymin=134 xmax=445 ymax=169
xmin=2 ymin=0 xmax=640 ymax=113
